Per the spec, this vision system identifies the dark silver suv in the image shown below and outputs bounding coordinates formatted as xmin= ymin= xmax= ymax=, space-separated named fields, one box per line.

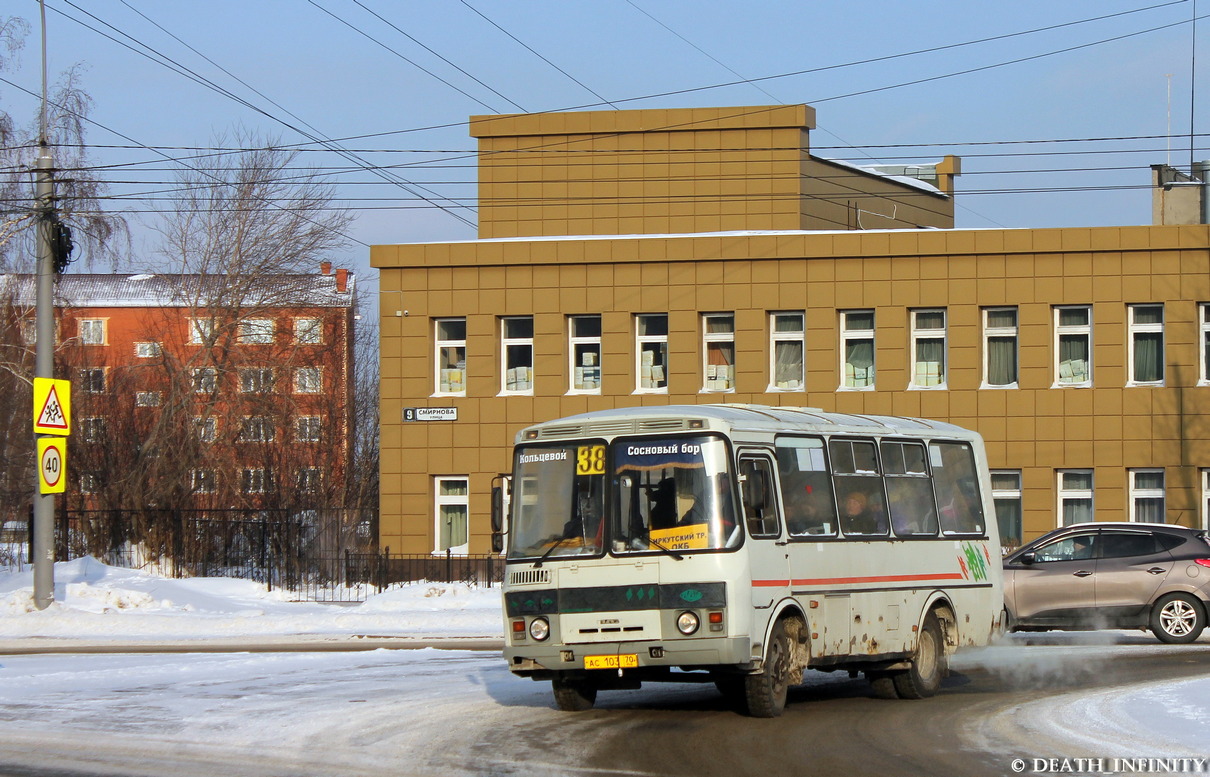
xmin=1003 ymin=523 xmax=1210 ymax=643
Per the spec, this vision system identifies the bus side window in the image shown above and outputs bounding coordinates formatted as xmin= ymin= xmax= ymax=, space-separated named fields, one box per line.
xmin=830 ymin=439 xmax=889 ymax=538
xmin=739 ymin=457 xmax=780 ymax=538
xmin=929 ymin=441 xmax=986 ymax=536
xmin=775 ymin=436 xmax=838 ymax=537
xmin=881 ymin=440 xmax=939 ymax=538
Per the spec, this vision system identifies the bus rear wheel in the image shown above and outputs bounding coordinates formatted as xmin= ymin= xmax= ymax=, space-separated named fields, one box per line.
xmin=891 ymin=612 xmax=945 ymax=699
xmin=744 ymin=618 xmax=793 ymax=717
xmin=552 ymin=676 xmax=598 ymax=712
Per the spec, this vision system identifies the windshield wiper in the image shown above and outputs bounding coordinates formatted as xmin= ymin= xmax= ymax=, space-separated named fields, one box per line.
xmin=640 ymin=531 xmax=684 ymax=561
xmin=533 ymin=534 xmax=572 ymax=568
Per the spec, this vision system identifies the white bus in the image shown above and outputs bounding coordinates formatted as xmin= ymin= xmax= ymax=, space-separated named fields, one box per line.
xmin=494 ymin=404 xmax=1004 ymax=716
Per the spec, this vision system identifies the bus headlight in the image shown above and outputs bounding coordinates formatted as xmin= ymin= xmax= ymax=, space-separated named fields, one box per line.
xmin=529 ymin=617 xmax=551 ymax=641
xmin=676 ymin=611 xmax=700 ymax=635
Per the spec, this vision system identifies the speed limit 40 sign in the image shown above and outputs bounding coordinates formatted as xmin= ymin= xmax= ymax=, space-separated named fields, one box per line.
xmin=37 ymin=437 xmax=67 ymax=494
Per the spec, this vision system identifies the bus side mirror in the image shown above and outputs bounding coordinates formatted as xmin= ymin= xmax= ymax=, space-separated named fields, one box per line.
xmin=741 ymin=470 xmax=767 ymax=513
xmin=491 ymin=484 xmax=505 ymax=554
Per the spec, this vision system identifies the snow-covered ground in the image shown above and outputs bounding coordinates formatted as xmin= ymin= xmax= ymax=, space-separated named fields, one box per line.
xmin=1 ymin=557 xmax=1209 ymax=771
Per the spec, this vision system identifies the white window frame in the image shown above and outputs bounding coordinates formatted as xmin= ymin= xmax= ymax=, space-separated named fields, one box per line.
xmin=990 ymin=469 xmax=1023 ymax=550
xmin=1054 ymin=305 xmax=1093 ymax=388
xmin=79 ymin=367 xmax=106 ymax=394
xmin=135 ymin=391 xmax=161 ymax=407
xmin=434 ymin=318 xmax=467 ymax=397
xmin=909 ymin=308 xmax=947 ymax=389
xmin=82 ymin=417 xmax=106 ymax=443
xmin=1057 ymin=469 xmax=1095 ymax=526
xmin=434 ymin=476 xmax=470 ymax=555
xmin=238 ymin=318 xmax=275 ymax=344
xmin=701 ymin=313 xmax=736 ymax=393
xmin=839 ymin=309 xmax=875 ymax=390
xmin=499 ymin=316 xmax=534 ymax=396
xmin=79 ymin=319 xmax=106 ymax=346
xmin=297 ymin=468 xmax=321 ymax=494
xmin=1201 ymin=469 xmax=1210 ymax=530
xmin=241 ymin=468 xmax=273 ymax=494
xmin=567 ymin=315 xmax=602 ymax=394
xmin=135 ymin=342 xmax=161 ymax=358
xmin=1127 ymin=303 xmax=1165 ymax=387
xmin=193 ymin=367 xmax=217 ymax=394
xmin=635 ymin=313 xmax=669 ymax=393
xmin=296 ymin=415 xmax=322 ymax=443
xmin=294 ymin=317 xmax=322 ymax=344
xmin=240 ymin=367 xmax=274 ymax=394
xmin=194 ymin=416 xmax=217 ymax=443
xmin=294 ymin=366 xmax=322 ymax=394
xmin=982 ymin=307 xmax=1019 ymax=389
xmin=80 ymin=472 xmax=99 ymax=494
xmin=189 ymin=317 xmax=215 ymax=346
xmin=239 ymin=416 xmax=274 ymax=443
xmin=191 ymin=469 xmax=217 ymax=494
xmin=1128 ymin=468 xmax=1165 ymax=523
xmin=1200 ymin=304 xmax=1210 ymax=386
xmin=768 ymin=311 xmax=805 ymax=392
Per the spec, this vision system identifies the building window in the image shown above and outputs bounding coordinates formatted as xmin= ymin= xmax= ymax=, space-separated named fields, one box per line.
xmin=1129 ymin=468 xmax=1165 ymax=522
xmin=769 ymin=312 xmax=805 ymax=391
xmin=240 ymin=368 xmax=274 ymax=394
xmin=434 ymin=476 xmax=469 ymax=554
xmin=568 ymin=315 xmax=602 ymax=393
xmin=1055 ymin=306 xmax=1092 ymax=386
xmin=135 ymin=342 xmax=161 ymax=358
xmin=294 ymin=317 xmax=322 ymax=344
xmin=1127 ymin=304 xmax=1164 ymax=386
xmin=297 ymin=468 xmax=321 ymax=494
xmin=79 ymin=319 xmax=106 ymax=345
xmin=294 ymin=366 xmax=322 ymax=394
xmin=434 ymin=318 xmax=466 ymax=396
xmin=193 ymin=367 xmax=217 ymax=394
xmin=910 ymin=309 xmax=946 ymax=388
xmin=194 ymin=416 xmax=217 ymax=443
xmin=1201 ymin=470 xmax=1210 ymax=530
xmin=79 ymin=368 xmax=106 ymax=394
xmin=990 ymin=470 xmax=1023 ymax=550
xmin=191 ymin=469 xmax=216 ymax=494
xmin=135 ymin=391 xmax=161 ymax=407
xmin=296 ymin=415 xmax=322 ymax=442
xmin=239 ymin=416 xmax=274 ymax=443
xmin=238 ymin=318 xmax=275 ymax=344
xmin=635 ymin=314 xmax=668 ymax=392
xmin=82 ymin=417 xmax=106 ymax=443
xmin=840 ymin=310 xmax=875 ymax=390
xmin=983 ymin=307 xmax=1018 ymax=388
xmin=80 ymin=472 xmax=99 ymax=494
xmin=1058 ymin=469 xmax=1094 ymax=525
xmin=241 ymin=468 xmax=274 ymax=494
xmin=702 ymin=313 xmax=735 ymax=392
xmin=500 ymin=316 xmax=534 ymax=394
xmin=189 ymin=317 xmax=215 ymax=346
xmin=1201 ymin=305 xmax=1210 ymax=385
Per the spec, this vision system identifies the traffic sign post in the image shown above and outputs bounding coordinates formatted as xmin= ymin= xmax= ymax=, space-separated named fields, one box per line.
xmin=37 ymin=438 xmax=66 ymax=494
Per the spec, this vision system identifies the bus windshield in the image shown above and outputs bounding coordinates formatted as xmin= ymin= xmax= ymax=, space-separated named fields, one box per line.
xmin=613 ymin=435 xmax=740 ymax=554
xmin=509 ymin=443 xmax=606 ymax=560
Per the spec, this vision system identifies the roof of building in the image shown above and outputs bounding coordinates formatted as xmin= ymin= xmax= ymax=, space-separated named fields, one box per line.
xmin=0 ymin=271 xmax=355 ymax=309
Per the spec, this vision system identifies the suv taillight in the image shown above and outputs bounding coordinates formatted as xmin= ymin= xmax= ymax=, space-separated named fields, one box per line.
xmin=1195 ymin=559 xmax=1210 ymax=568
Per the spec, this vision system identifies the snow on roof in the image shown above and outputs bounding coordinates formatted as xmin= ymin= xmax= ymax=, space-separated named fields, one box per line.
xmin=0 ymin=272 xmax=355 ymax=309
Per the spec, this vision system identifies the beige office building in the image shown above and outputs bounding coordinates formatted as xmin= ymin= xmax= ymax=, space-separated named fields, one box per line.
xmin=372 ymin=104 xmax=1210 ymax=555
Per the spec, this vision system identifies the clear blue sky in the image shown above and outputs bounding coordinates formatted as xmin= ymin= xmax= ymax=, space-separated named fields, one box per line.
xmin=3 ymin=0 xmax=1207 ymax=291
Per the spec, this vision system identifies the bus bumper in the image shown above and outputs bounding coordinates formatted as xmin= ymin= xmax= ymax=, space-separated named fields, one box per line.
xmin=504 ymin=635 xmax=755 ymax=677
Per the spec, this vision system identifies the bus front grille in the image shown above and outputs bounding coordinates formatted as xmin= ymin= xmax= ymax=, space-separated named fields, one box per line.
xmin=509 ymin=569 xmax=551 ymax=586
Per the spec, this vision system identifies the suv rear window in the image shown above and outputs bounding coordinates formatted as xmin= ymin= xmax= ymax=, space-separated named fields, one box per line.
xmin=1099 ymin=532 xmax=1161 ymax=558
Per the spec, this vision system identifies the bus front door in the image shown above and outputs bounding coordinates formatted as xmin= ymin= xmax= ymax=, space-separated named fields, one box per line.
xmin=739 ymin=454 xmax=790 ymax=614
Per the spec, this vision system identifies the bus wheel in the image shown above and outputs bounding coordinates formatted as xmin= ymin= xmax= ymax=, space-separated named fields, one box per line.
xmin=866 ymin=671 xmax=899 ymax=699
xmin=892 ymin=612 xmax=945 ymax=699
xmin=552 ymin=676 xmax=598 ymax=712
xmin=745 ymin=619 xmax=792 ymax=717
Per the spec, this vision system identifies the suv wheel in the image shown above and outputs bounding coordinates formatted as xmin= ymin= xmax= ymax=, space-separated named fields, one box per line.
xmin=1150 ymin=593 xmax=1207 ymax=644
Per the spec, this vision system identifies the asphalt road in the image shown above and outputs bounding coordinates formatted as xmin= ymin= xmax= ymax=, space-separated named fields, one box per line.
xmin=0 ymin=634 xmax=1206 ymax=777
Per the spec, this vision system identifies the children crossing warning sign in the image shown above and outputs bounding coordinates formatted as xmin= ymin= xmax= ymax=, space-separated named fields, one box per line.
xmin=33 ymin=377 xmax=71 ymax=436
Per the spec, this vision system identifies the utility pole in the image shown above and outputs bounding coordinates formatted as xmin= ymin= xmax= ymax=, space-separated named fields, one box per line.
xmin=32 ymin=0 xmax=55 ymax=610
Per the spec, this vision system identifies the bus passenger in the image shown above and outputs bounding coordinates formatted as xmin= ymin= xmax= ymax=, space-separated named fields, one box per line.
xmin=841 ymin=491 xmax=885 ymax=535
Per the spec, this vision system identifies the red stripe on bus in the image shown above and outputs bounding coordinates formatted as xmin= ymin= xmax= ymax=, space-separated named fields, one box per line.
xmin=752 ymin=573 xmax=966 ymax=587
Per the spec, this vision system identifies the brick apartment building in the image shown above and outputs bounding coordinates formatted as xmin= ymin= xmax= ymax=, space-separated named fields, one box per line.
xmin=1 ymin=264 xmax=356 ymax=518
xmin=373 ymin=103 xmax=1210 ymax=556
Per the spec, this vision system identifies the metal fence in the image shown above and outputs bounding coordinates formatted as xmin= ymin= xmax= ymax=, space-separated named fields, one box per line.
xmin=0 ymin=509 xmax=503 ymax=602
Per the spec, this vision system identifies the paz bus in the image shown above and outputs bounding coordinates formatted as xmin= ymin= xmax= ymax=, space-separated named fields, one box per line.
xmin=493 ymin=404 xmax=1004 ymax=716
